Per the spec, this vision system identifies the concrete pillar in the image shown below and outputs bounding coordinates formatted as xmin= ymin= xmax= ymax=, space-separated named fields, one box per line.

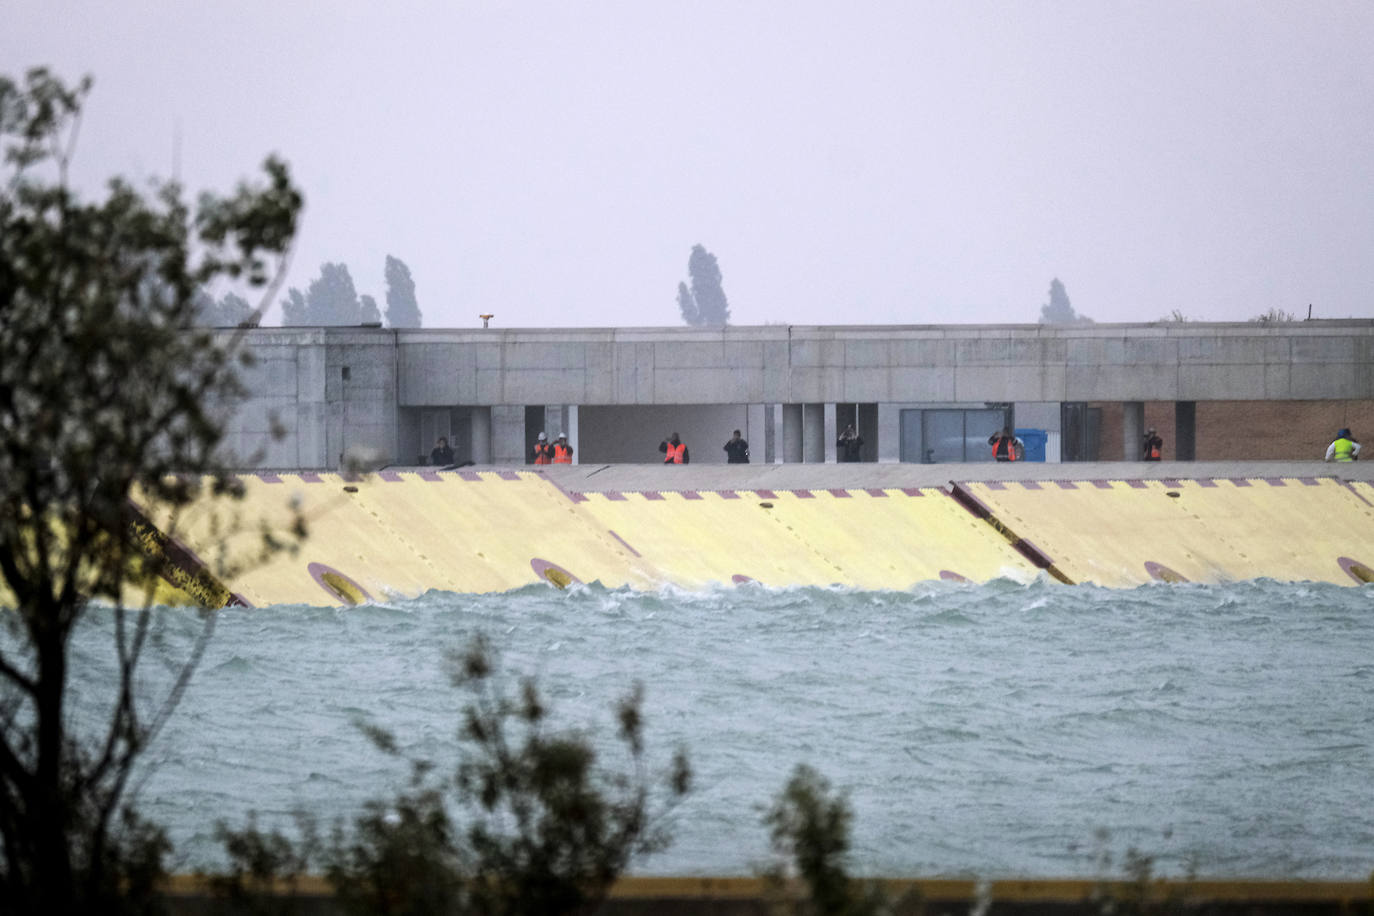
xmin=802 ymin=403 xmax=818 ymax=461
xmin=492 ymin=405 xmax=525 ymax=465
xmin=746 ymin=403 xmax=766 ymax=461
xmin=567 ymin=405 xmax=579 ymax=464
xmin=823 ymin=403 xmax=838 ymax=463
xmin=470 ymin=407 xmax=492 ymax=465
xmin=783 ymin=403 xmax=804 ymax=463
xmin=877 ymin=404 xmax=901 ymax=463
xmin=1123 ymin=401 xmax=1144 ymax=461
xmin=763 ymin=404 xmax=777 ymax=464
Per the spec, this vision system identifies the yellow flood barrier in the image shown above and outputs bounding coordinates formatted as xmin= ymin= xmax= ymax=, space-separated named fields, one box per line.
xmin=574 ymin=484 xmax=1037 ymax=589
xmin=956 ymin=475 xmax=1374 ymax=587
xmin=131 ymin=472 xmax=1041 ymax=604
xmin=128 ymin=470 xmax=1374 ymax=606
xmin=135 ymin=470 xmax=663 ymax=606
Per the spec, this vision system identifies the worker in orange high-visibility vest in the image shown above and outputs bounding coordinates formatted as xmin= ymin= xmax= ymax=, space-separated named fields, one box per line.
xmin=532 ymin=432 xmax=553 ymax=465
xmin=659 ymin=432 xmax=689 ymax=464
xmin=552 ymin=433 xmax=574 ymax=464
xmin=988 ymin=427 xmax=1022 ymax=462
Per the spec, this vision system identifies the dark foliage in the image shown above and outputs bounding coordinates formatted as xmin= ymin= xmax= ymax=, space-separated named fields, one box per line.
xmin=0 ymin=66 xmax=301 ymax=914
xmin=383 ymin=255 xmax=422 ymax=328
xmin=680 ymin=244 xmax=730 ymax=326
xmin=763 ymin=764 xmax=886 ymax=916
xmin=1039 ymin=277 xmax=1092 ymax=325
xmin=215 ymin=635 xmax=690 ymax=916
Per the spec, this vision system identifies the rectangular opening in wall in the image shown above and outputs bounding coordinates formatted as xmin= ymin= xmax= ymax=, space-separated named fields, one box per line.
xmin=1061 ymin=402 xmax=1102 ymax=461
xmin=577 ymin=404 xmax=750 ymax=463
xmin=836 ymin=403 xmax=879 ymax=462
xmin=1175 ymin=401 xmax=1196 ymax=461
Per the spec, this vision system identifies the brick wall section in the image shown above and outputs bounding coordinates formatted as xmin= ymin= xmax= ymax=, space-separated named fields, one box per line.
xmin=1090 ymin=400 xmax=1374 ymax=461
xmin=1198 ymin=400 xmax=1374 ymax=460
xmin=1091 ymin=402 xmax=1176 ymax=461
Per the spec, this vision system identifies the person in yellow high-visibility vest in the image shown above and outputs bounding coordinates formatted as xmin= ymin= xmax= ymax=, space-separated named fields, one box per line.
xmin=1325 ymin=428 xmax=1361 ymax=462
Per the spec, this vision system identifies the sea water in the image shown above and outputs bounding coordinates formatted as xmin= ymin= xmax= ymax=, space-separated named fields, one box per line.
xmin=63 ymin=578 xmax=1374 ymax=879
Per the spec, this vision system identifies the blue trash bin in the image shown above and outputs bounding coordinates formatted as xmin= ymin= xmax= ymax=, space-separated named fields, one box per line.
xmin=1014 ymin=428 xmax=1047 ymax=462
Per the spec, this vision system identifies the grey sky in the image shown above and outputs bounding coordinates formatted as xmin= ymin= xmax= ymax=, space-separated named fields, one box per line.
xmin=7 ymin=1 xmax=1373 ymax=327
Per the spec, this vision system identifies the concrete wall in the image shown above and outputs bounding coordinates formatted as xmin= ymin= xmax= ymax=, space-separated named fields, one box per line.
xmin=325 ymin=335 xmax=397 ymax=469
xmin=391 ymin=322 xmax=1374 ymax=408
xmin=221 ymin=329 xmax=329 ymax=468
xmin=224 ymin=321 xmax=1374 ymax=469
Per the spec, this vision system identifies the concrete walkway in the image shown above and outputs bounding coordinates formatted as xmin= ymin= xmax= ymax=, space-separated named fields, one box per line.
xmin=520 ymin=460 xmax=1374 ymax=493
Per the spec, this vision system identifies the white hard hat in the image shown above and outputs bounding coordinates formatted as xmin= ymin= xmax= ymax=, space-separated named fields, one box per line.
xmin=537 ymin=432 xmax=547 ymax=441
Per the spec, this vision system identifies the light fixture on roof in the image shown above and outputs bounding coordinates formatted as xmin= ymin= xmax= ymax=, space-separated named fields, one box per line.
xmin=480 ymin=313 xmax=494 ymax=328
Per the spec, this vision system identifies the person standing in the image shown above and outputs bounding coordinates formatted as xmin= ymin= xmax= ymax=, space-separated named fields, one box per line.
xmin=1325 ymin=428 xmax=1361 ymax=462
xmin=552 ymin=432 xmax=574 ymax=464
xmin=429 ymin=436 xmax=454 ymax=466
xmin=532 ymin=432 xmax=553 ymax=465
xmin=988 ymin=427 xmax=1023 ymax=462
xmin=1143 ymin=427 xmax=1164 ymax=461
xmin=837 ymin=424 xmax=864 ymax=462
xmin=659 ymin=432 xmax=689 ymax=464
xmin=723 ymin=429 xmax=750 ymax=463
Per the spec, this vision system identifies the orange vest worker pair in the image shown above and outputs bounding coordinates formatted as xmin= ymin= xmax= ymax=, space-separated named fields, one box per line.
xmin=534 ymin=439 xmax=572 ymax=464
xmin=663 ymin=442 xmax=686 ymax=463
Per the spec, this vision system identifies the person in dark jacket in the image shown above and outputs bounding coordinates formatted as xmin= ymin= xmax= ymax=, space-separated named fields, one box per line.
xmin=723 ymin=429 xmax=750 ymax=463
xmin=1143 ymin=427 xmax=1164 ymax=461
xmin=659 ymin=432 xmax=689 ymax=464
xmin=430 ymin=436 xmax=454 ymax=466
xmin=837 ymin=424 xmax=864 ymax=462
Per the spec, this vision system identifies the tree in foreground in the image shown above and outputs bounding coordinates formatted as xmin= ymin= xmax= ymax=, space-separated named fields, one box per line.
xmin=677 ymin=244 xmax=730 ymax=326
xmin=1038 ymin=277 xmax=1092 ymax=325
xmin=763 ymin=764 xmax=887 ymax=916
xmin=0 ymin=67 xmax=302 ymax=914
xmin=384 ymin=254 xmax=422 ymax=328
xmin=214 ymin=634 xmax=691 ymax=916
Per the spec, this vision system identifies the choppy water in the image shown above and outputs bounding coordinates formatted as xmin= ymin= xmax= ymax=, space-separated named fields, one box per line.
xmin=64 ymin=578 xmax=1374 ymax=879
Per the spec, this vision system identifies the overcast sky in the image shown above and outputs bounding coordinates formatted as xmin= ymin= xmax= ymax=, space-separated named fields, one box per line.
xmin=7 ymin=2 xmax=1373 ymax=328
